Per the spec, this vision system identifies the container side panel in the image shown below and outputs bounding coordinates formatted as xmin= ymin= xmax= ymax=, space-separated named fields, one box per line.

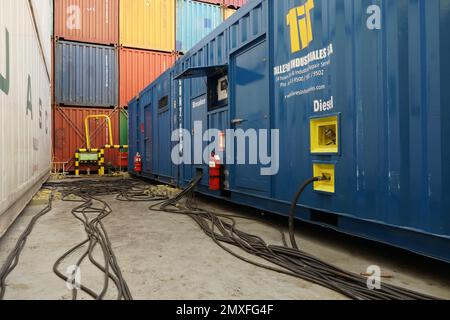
xmin=54 ymin=0 xmax=118 ymax=45
xmin=119 ymin=48 xmax=175 ymax=107
xmin=176 ymin=0 xmax=224 ymax=53
xmin=31 ymin=0 xmax=53 ymax=69
xmin=120 ymin=108 xmax=128 ymax=147
xmin=0 ymin=0 xmax=52 ymax=236
xmin=55 ymin=41 xmax=117 ymax=107
xmin=120 ymin=0 xmax=175 ymax=52
xmin=271 ymin=0 xmax=450 ymax=237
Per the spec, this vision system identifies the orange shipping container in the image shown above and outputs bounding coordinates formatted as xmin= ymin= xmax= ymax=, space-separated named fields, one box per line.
xmin=53 ymin=106 xmax=121 ymax=171
xmin=55 ymin=0 xmax=119 ymax=45
xmin=119 ymin=48 xmax=176 ymax=107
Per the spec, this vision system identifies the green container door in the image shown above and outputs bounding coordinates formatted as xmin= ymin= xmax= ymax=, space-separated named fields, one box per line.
xmin=120 ymin=109 xmax=129 ymax=149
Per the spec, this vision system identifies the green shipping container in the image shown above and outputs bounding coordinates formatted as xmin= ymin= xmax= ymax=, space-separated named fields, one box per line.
xmin=120 ymin=109 xmax=128 ymax=147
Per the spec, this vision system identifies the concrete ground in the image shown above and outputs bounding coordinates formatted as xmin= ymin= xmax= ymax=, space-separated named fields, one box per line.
xmin=0 ymin=177 xmax=449 ymax=300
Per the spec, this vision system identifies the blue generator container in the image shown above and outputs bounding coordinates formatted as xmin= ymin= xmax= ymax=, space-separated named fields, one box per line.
xmin=128 ymin=70 xmax=179 ymax=183
xmin=129 ymin=0 xmax=450 ymax=262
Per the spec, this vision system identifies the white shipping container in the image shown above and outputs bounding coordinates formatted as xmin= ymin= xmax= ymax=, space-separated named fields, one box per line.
xmin=30 ymin=0 xmax=53 ymax=68
xmin=0 ymin=0 xmax=52 ymax=237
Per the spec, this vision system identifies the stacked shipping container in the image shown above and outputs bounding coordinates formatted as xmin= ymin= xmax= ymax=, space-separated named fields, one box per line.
xmin=53 ymin=0 xmax=120 ymax=171
xmin=54 ymin=0 xmax=119 ymax=45
xmin=52 ymin=0 xmax=245 ymax=172
xmin=176 ymin=0 xmax=223 ymax=53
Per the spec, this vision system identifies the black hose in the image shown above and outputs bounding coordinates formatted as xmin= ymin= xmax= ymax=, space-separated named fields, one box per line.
xmin=44 ymin=179 xmax=145 ymax=300
xmin=0 ymin=189 xmax=54 ymax=300
xmin=3 ymin=177 xmax=438 ymax=300
xmin=151 ymin=174 xmax=439 ymax=300
xmin=288 ymin=177 xmax=321 ymax=250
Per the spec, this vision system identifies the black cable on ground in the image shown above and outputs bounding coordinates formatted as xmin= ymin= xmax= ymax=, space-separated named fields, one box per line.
xmin=150 ymin=174 xmax=439 ymax=300
xmin=0 ymin=189 xmax=54 ymax=300
xmin=44 ymin=179 xmax=154 ymax=300
xmin=1 ymin=176 xmax=439 ymax=300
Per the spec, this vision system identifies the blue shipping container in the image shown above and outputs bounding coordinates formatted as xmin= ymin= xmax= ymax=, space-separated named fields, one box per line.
xmin=176 ymin=0 xmax=223 ymax=54
xmin=128 ymin=70 xmax=179 ymax=183
xmin=55 ymin=40 xmax=117 ymax=107
xmin=130 ymin=0 xmax=450 ymax=262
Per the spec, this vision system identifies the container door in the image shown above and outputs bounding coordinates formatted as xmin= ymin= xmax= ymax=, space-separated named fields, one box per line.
xmin=171 ymin=73 xmax=179 ymax=184
xmin=231 ymin=40 xmax=270 ymax=196
xmin=128 ymin=104 xmax=135 ymax=171
xmin=144 ymin=104 xmax=152 ymax=172
xmin=157 ymin=108 xmax=171 ymax=178
xmin=191 ymin=94 xmax=208 ymax=185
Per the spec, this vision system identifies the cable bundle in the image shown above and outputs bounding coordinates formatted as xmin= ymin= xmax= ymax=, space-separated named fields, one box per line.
xmin=1 ymin=177 xmax=440 ymax=300
xmin=45 ymin=179 xmax=147 ymax=300
xmin=150 ymin=174 xmax=438 ymax=300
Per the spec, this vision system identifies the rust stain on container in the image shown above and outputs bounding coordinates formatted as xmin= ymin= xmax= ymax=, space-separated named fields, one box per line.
xmin=55 ymin=0 xmax=119 ymax=45
xmin=119 ymin=48 xmax=176 ymax=107
xmin=53 ymin=106 xmax=121 ymax=170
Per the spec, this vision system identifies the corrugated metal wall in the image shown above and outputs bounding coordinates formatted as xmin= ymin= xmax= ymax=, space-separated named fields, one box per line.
xmin=30 ymin=0 xmax=53 ymax=68
xmin=119 ymin=47 xmax=176 ymax=107
xmin=0 ymin=0 xmax=52 ymax=237
xmin=120 ymin=0 xmax=175 ymax=52
xmin=130 ymin=0 xmax=450 ymax=261
xmin=54 ymin=0 xmax=119 ymax=46
xmin=51 ymin=0 xmax=247 ymax=172
xmin=55 ymin=40 xmax=117 ymax=107
xmin=176 ymin=0 xmax=223 ymax=53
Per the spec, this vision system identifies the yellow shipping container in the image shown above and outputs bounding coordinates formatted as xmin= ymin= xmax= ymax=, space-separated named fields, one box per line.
xmin=223 ymin=7 xmax=236 ymax=20
xmin=120 ymin=0 xmax=175 ymax=52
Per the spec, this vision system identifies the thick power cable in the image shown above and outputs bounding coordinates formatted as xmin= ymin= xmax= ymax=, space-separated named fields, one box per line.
xmin=0 ymin=190 xmax=54 ymax=300
xmin=45 ymin=179 xmax=151 ymax=300
xmin=288 ymin=176 xmax=322 ymax=250
xmin=150 ymin=174 xmax=439 ymax=300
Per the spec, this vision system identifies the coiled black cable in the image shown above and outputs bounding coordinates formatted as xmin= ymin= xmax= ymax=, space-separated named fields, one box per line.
xmin=150 ymin=174 xmax=439 ymax=300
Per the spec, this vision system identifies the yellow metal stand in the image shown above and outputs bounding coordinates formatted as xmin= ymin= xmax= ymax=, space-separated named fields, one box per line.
xmin=74 ymin=115 xmax=129 ymax=176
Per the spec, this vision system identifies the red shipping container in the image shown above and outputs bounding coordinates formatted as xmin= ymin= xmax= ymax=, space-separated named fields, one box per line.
xmin=53 ymin=106 xmax=121 ymax=171
xmin=54 ymin=0 xmax=119 ymax=45
xmin=196 ymin=0 xmax=247 ymax=8
xmin=119 ymin=47 xmax=176 ymax=107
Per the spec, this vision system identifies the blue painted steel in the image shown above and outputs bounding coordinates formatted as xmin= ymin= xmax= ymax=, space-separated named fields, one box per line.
xmin=230 ymin=38 xmax=270 ymax=196
xmin=176 ymin=0 xmax=223 ymax=54
xmin=55 ymin=40 xmax=117 ymax=107
xmin=127 ymin=97 xmax=139 ymax=172
xmin=129 ymin=0 xmax=450 ymax=262
xmin=129 ymin=70 xmax=178 ymax=183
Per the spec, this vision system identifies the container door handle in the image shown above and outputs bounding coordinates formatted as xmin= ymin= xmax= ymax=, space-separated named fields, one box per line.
xmin=231 ymin=118 xmax=246 ymax=125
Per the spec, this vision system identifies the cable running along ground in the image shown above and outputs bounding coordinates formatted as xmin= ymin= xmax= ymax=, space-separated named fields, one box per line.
xmin=44 ymin=179 xmax=164 ymax=300
xmin=0 ymin=189 xmax=54 ymax=300
xmin=148 ymin=173 xmax=438 ymax=300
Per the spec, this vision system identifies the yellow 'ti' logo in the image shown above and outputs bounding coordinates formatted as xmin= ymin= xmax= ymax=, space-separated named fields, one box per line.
xmin=287 ymin=0 xmax=315 ymax=53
